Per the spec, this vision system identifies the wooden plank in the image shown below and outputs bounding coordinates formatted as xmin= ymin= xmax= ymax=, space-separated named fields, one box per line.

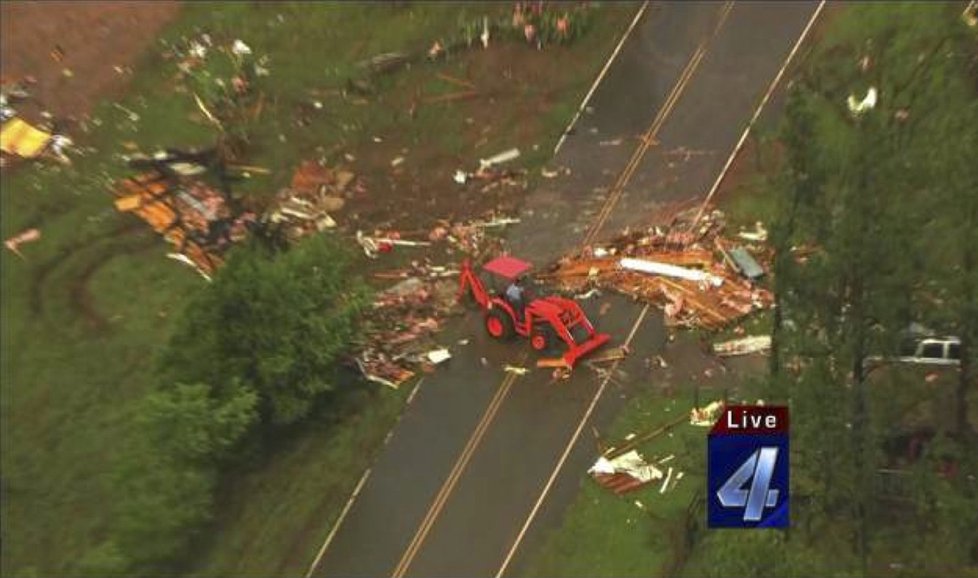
xmin=536 ymin=357 xmax=571 ymax=369
xmin=114 ymin=194 xmax=143 ymax=212
xmin=422 ymin=90 xmax=478 ymax=104
xmin=436 ymin=72 xmax=476 ymax=89
xmin=603 ymin=414 xmax=689 ymax=460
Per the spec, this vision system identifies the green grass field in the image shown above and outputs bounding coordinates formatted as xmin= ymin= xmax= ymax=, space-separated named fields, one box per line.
xmin=1 ymin=3 xmax=637 ymax=576
xmin=522 ymin=386 xmax=711 ymax=578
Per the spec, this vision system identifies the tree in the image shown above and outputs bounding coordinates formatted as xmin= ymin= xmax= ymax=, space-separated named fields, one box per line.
xmin=159 ymin=236 xmax=369 ymax=426
xmin=138 ymin=382 xmax=258 ymax=462
xmin=108 ymin=383 xmax=257 ymax=572
xmin=767 ymin=3 xmax=976 ymax=572
xmin=77 ymin=540 xmax=129 ymax=578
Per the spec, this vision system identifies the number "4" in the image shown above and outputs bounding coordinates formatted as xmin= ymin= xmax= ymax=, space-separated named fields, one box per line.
xmin=716 ymin=447 xmax=781 ymax=522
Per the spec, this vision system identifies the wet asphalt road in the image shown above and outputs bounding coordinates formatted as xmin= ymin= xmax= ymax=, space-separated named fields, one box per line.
xmin=315 ymin=3 xmax=820 ymax=577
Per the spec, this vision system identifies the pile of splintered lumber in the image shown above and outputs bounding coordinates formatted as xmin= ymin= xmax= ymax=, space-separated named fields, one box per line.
xmin=543 ymin=206 xmax=773 ymax=329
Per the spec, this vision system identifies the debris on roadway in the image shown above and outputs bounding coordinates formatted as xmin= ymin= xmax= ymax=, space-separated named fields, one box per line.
xmin=356 ymin=275 xmax=460 ymax=388
xmin=354 ymin=215 xmax=522 ymax=387
xmin=542 ymin=206 xmax=773 ymax=330
xmin=504 ymin=365 xmax=529 ymax=376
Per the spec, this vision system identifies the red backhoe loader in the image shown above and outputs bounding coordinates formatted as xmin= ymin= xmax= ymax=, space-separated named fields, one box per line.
xmin=458 ymin=255 xmax=610 ymax=368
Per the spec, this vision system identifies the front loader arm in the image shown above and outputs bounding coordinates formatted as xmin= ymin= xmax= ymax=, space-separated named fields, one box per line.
xmin=458 ymin=258 xmax=489 ymax=308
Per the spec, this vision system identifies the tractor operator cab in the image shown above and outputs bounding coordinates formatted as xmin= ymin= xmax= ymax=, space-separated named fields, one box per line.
xmin=504 ymin=275 xmax=531 ymax=319
xmin=458 ymin=255 xmax=610 ymax=368
xmin=468 ymin=255 xmax=534 ymax=305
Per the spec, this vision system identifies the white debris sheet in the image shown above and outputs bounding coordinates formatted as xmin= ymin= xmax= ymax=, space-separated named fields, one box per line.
xmin=588 ymin=450 xmax=664 ymax=494
xmin=620 ymin=257 xmax=724 ymax=287
xmin=690 ymin=400 xmax=725 ymax=427
xmin=712 ymin=335 xmax=771 ymax=357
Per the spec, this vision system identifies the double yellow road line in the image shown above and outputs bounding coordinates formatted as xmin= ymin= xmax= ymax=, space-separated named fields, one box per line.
xmin=391 ymin=356 xmax=525 ymax=578
xmin=581 ymin=0 xmax=734 ymax=250
xmin=390 ymin=4 xmax=735 ymax=577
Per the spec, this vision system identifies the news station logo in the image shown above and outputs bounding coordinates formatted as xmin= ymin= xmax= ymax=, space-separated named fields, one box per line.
xmin=707 ymin=405 xmax=789 ymax=528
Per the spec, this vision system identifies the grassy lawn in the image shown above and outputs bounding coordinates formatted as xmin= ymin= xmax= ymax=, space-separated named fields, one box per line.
xmin=1 ymin=3 xmax=637 ymax=577
xmin=523 ymin=385 xmax=718 ymax=578
xmin=187 ymin=385 xmax=411 ymax=578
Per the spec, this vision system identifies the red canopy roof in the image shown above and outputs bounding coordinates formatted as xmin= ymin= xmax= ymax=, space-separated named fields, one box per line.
xmin=482 ymin=255 xmax=532 ymax=280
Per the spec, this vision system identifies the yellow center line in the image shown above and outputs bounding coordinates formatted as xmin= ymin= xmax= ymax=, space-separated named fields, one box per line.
xmin=581 ymin=0 xmax=734 ymax=249
xmin=390 ymin=354 xmax=525 ymax=578
xmin=390 ymin=4 xmax=737 ymax=577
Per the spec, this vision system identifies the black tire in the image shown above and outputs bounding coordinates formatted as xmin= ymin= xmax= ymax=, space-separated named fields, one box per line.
xmin=485 ymin=308 xmax=516 ymax=340
xmin=531 ymin=325 xmax=559 ymax=354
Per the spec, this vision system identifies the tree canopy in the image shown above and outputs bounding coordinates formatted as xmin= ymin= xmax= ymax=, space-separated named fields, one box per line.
xmin=160 ymin=235 xmax=370 ymax=425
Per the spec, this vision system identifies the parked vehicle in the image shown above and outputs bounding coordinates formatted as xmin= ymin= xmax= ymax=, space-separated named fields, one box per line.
xmin=896 ymin=335 xmax=961 ymax=366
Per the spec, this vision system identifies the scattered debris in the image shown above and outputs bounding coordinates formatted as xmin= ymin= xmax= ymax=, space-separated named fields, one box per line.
xmin=847 ymin=87 xmax=878 ymax=115
xmin=672 ymin=471 xmax=685 ymax=491
xmin=1 ymin=118 xmax=52 ymax=158
xmin=479 ymin=147 xmax=521 ymax=170
xmin=112 ymin=102 xmax=140 ymax=123
xmin=358 ymin=51 xmax=410 ymax=75
xmin=423 ymin=90 xmax=478 ymax=105
xmin=537 ymin=357 xmax=571 ymax=369
xmin=268 ymin=161 xmax=358 ymax=242
xmin=436 ymin=72 xmax=476 ymax=89
xmin=659 ymin=466 xmax=674 ymax=494
xmin=551 ymin=366 xmax=572 ymax=381
xmin=504 ymin=365 xmax=529 ymax=376
xmin=963 ymin=0 xmax=977 ymax=27
xmin=602 ymin=415 xmax=688 ymax=460
xmin=4 ymin=228 xmax=41 ymax=259
xmin=621 ymin=257 xmax=724 ymax=287
xmin=112 ymin=169 xmax=256 ymax=277
xmin=428 ymin=40 xmax=445 ymax=60
xmin=727 ymin=246 xmax=764 ymax=281
xmin=544 ymin=206 xmax=773 ymax=329
xmin=737 ymin=221 xmax=768 ymax=242
xmin=48 ymin=134 xmax=73 ymax=164
xmin=712 ymin=335 xmax=771 ymax=357
xmin=576 ymin=288 xmax=601 ymax=300
xmin=427 ymin=348 xmax=452 ymax=364
xmin=166 ymin=252 xmax=212 ymax=281
xmin=231 ymin=39 xmax=253 ymax=56
xmin=357 ymin=274 xmax=459 ymax=388
xmin=589 ymin=450 xmax=664 ymax=495
xmin=690 ymin=400 xmax=724 ymax=426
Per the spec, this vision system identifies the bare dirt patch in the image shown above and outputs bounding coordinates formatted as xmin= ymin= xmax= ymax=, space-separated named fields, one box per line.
xmin=1 ymin=1 xmax=182 ymax=121
xmin=341 ymin=41 xmax=589 ymax=234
